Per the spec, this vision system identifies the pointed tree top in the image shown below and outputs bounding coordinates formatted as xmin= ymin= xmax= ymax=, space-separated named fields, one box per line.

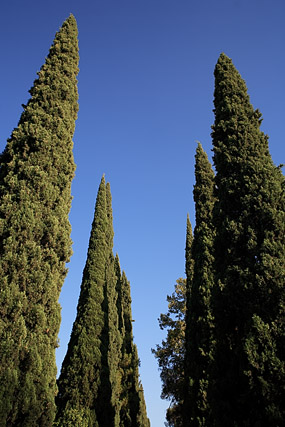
xmin=122 ymin=270 xmax=128 ymax=283
xmin=115 ymin=253 xmax=120 ymax=265
xmin=95 ymin=175 xmax=106 ymax=198
xmin=52 ymin=13 xmax=78 ymax=44
xmin=186 ymin=213 xmax=193 ymax=236
xmin=217 ymin=52 xmax=230 ymax=62
xmin=97 ymin=175 xmax=106 ymax=195
xmin=214 ymin=53 xmax=249 ymax=109
xmin=196 ymin=140 xmax=202 ymax=149
xmin=61 ymin=13 xmax=78 ymax=30
xmin=194 ymin=142 xmax=214 ymax=177
xmin=195 ymin=141 xmax=204 ymax=156
xmin=67 ymin=13 xmax=76 ymax=20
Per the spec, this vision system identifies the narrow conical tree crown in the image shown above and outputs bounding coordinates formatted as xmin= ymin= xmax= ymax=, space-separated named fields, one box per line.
xmin=211 ymin=53 xmax=285 ymax=425
xmin=0 ymin=15 xmax=78 ymax=426
xmin=56 ymin=178 xmax=149 ymax=426
xmin=184 ymin=143 xmax=215 ymax=426
xmin=56 ymin=176 xmax=111 ymax=426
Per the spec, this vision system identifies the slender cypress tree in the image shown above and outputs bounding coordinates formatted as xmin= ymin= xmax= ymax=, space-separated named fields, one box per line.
xmin=0 ymin=15 xmax=78 ymax=426
xmin=56 ymin=176 xmax=112 ymax=426
xmin=104 ymin=183 xmax=122 ymax=426
xmin=184 ymin=143 xmax=215 ymax=426
xmin=211 ymin=53 xmax=285 ymax=425
xmin=183 ymin=216 xmax=194 ymax=425
xmin=116 ymin=256 xmax=150 ymax=427
xmin=56 ymin=178 xmax=149 ymax=426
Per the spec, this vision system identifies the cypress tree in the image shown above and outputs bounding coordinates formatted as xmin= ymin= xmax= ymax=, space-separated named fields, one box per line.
xmin=184 ymin=143 xmax=215 ymax=426
xmin=183 ymin=216 xmax=194 ymax=425
xmin=104 ymin=183 xmax=122 ymax=426
xmin=56 ymin=178 xmax=149 ymax=426
xmin=116 ymin=256 xmax=150 ymax=427
xmin=56 ymin=176 xmax=114 ymax=426
xmin=211 ymin=53 xmax=285 ymax=425
xmin=0 ymin=15 xmax=78 ymax=426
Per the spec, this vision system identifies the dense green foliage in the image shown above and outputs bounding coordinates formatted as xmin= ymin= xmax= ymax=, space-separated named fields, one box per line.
xmin=56 ymin=176 xmax=116 ymax=426
xmin=211 ymin=53 xmax=285 ymax=425
xmin=1 ymin=20 xmax=283 ymax=426
xmin=184 ymin=144 xmax=215 ymax=426
xmin=0 ymin=15 xmax=78 ymax=427
xmin=152 ymin=278 xmax=186 ymax=427
xmin=56 ymin=177 xmax=149 ymax=426
xmin=157 ymin=54 xmax=284 ymax=427
xmin=183 ymin=216 xmax=194 ymax=425
xmin=117 ymin=258 xmax=150 ymax=427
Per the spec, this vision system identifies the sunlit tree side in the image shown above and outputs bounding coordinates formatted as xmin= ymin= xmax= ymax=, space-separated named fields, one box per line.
xmin=0 ymin=15 xmax=78 ymax=426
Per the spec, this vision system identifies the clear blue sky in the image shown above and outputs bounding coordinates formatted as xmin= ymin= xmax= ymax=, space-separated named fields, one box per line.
xmin=1 ymin=1 xmax=284 ymax=425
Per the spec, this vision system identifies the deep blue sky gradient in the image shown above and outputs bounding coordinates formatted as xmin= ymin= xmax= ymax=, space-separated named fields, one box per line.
xmin=1 ymin=1 xmax=284 ymax=425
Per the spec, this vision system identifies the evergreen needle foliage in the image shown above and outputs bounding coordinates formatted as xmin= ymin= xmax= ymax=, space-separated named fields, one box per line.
xmin=116 ymin=258 xmax=150 ymax=427
xmin=0 ymin=15 xmax=78 ymax=427
xmin=56 ymin=176 xmax=113 ymax=426
xmin=183 ymin=216 xmax=194 ymax=426
xmin=184 ymin=143 xmax=215 ymax=426
xmin=56 ymin=177 xmax=149 ymax=427
xmin=211 ymin=53 xmax=285 ymax=425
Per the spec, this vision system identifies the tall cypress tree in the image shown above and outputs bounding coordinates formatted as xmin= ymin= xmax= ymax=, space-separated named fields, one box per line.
xmin=211 ymin=53 xmax=285 ymax=425
xmin=183 ymin=216 xmax=194 ymax=425
xmin=184 ymin=143 xmax=215 ymax=426
xmin=104 ymin=183 xmax=122 ymax=426
xmin=56 ymin=178 xmax=149 ymax=426
xmin=0 ymin=15 xmax=78 ymax=426
xmin=116 ymin=256 xmax=150 ymax=427
xmin=56 ymin=176 xmax=113 ymax=426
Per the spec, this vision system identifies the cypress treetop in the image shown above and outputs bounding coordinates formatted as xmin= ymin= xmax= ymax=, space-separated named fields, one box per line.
xmin=0 ymin=14 xmax=78 ymax=427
